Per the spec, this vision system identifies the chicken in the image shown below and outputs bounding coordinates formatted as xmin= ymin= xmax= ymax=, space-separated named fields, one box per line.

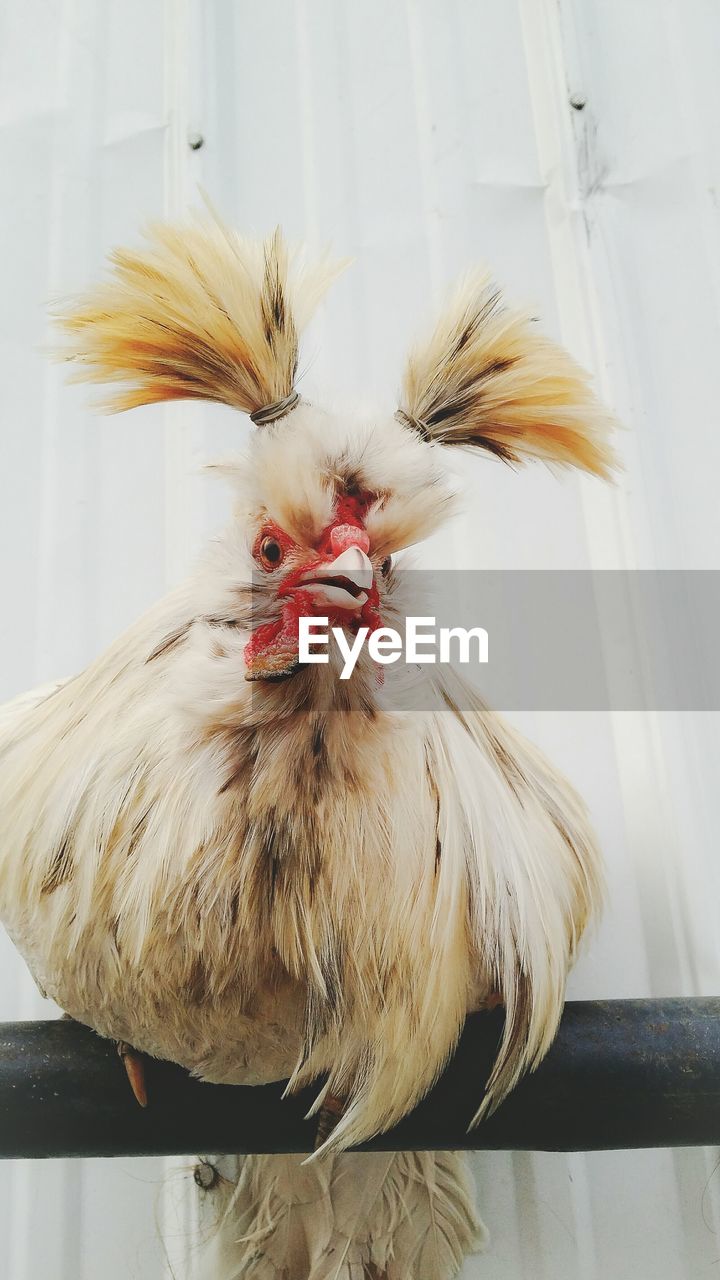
xmin=0 ymin=213 xmax=615 ymax=1278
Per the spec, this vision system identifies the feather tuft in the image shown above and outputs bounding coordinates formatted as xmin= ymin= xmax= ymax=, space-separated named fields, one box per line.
xmin=400 ymin=271 xmax=618 ymax=477
xmin=53 ymin=213 xmax=344 ymax=417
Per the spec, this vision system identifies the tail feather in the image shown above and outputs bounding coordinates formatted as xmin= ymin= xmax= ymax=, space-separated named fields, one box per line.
xmin=198 ymin=1150 xmax=486 ymax=1280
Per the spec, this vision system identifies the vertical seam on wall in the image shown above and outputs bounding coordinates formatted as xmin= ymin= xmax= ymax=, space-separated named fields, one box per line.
xmin=160 ymin=4 xmax=201 ymax=1275
xmin=162 ymin=0 xmax=201 ymax=591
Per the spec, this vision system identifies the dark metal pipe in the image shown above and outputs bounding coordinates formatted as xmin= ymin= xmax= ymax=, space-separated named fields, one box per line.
xmin=0 ymin=998 xmax=718 ymax=1159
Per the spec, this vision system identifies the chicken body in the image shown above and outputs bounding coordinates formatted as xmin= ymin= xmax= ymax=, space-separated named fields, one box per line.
xmin=0 ymin=451 xmax=600 ymax=1149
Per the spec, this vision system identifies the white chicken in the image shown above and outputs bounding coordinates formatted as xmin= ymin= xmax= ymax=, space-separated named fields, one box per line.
xmin=0 ymin=214 xmax=614 ymax=1278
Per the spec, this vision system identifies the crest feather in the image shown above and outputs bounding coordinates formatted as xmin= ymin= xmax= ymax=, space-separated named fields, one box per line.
xmin=55 ymin=215 xmax=342 ymax=416
xmin=400 ymin=272 xmax=617 ymax=477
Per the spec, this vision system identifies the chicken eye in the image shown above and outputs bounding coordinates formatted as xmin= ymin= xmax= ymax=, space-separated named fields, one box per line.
xmin=380 ymin=556 xmax=392 ymax=578
xmin=259 ymin=536 xmax=284 ymax=570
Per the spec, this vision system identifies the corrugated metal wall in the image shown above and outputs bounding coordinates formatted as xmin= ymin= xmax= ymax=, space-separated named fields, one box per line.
xmin=1 ymin=1 xmax=719 ymax=1276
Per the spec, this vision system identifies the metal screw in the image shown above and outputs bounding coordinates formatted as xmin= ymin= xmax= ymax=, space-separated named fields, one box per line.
xmin=193 ymin=1159 xmax=219 ymax=1190
xmin=188 ymin=132 xmax=204 ymax=151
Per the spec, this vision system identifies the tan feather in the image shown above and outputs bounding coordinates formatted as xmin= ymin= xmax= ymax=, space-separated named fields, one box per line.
xmin=430 ymin=669 xmax=603 ymax=1121
xmin=54 ymin=214 xmax=343 ymax=416
xmin=400 ymin=270 xmax=618 ymax=476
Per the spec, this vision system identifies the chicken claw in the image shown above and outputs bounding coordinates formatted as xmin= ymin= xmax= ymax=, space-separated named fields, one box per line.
xmin=116 ymin=1040 xmax=148 ymax=1107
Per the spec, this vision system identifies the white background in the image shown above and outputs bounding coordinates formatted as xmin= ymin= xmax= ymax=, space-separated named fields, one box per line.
xmin=0 ymin=1 xmax=719 ymax=1276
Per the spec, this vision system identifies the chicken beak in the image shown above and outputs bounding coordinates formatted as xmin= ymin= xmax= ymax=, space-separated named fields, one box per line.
xmin=298 ymin=545 xmax=374 ymax=611
xmin=326 ymin=545 xmax=374 ymax=588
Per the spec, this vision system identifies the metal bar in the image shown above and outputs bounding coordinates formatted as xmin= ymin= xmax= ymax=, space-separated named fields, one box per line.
xmin=0 ymin=998 xmax=717 ymax=1159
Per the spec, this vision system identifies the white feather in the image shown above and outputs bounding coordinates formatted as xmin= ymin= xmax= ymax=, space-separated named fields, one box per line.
xmin=199 ymin=1150 xmax=485 ymax=1280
